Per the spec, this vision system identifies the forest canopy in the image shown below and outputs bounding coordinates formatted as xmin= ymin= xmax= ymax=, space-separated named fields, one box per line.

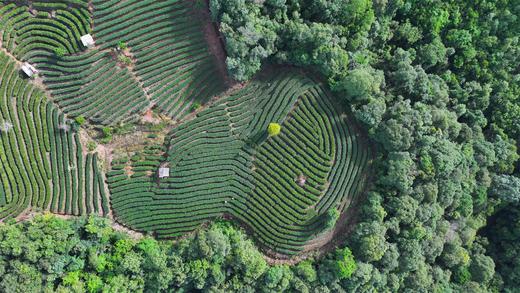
xmin=0 ymin=215 xmax=356 ymax=292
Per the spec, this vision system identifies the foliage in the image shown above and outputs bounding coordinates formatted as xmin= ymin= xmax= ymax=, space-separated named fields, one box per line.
xmin=334 ymin=248 xmax=356 ymax=279
xmin=267 ymin=122 xmax=281 ymax=136
xmin=325 ymin=208 xmax=340 ymax=230
xmin=0 ymin=215 xmax=361 ymax=292
xmin=146 ymin=121 xmax=167 ymax=132
xmin=117 ymin=54 xmax=132 ymax=66
xmin=54 ymin=47 xmax=66 ymax=58
xmin=483 ymin=204 xmax=520 ymax=291
xmin=100 ymin=127 xmax=113 ymax=144
xmin=113 ymin=123 xmax=135 ymax=136
xmin=211 ymin=0 xmax=374 ymax=81
xmin=74 ymin=115 xmax=86 ymax=126
xmin=191 ymin=102 xmax=202 ymax=112
xmin=117 ymin=41 xmax=127 ymax=50
xmin=210 ymin=0 xmax=278 ymax=81
xmin=87 ymin=141 xmax=97 ymax=152
xmin=489 ymin=175 xmax=520 ymax=203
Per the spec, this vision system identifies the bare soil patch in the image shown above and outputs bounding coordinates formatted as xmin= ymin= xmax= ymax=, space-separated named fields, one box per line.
xmin=141 ymin=107 xmax=163 ymax=125
xmin=111 ymin=221 xmax=144 ymax=239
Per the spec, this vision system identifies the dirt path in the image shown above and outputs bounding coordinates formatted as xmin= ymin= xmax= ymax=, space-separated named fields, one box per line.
xmin=198 ymin=0 xmax=235 ymax=87
xmin=0 ymin=43 xmax=21 ymax=67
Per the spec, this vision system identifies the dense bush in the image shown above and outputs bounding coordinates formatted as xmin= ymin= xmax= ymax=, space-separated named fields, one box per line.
xmin=0 ymin=215 xmax=357 ymax=292
xmin=74 ymin=115 xmax=86 ymax=126
xmin=54 ymin=47 xmax=67 ymax=58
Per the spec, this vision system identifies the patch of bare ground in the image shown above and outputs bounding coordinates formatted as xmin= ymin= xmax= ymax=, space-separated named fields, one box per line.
xmin=78 ymin=129 xmax=94 ymax=156
xmin=141 ymin=107 xmax=163 ymax=125
xmin=77 ymin=128 xmax=113 ymax=170
xmin=123 ymin=164 xmax=134 ymax=177
xmin=12 ymin=207 xmax=33 ymax=223
xmin=96 ymin=144 xmax=112 ymax=170
xmin=142 ymin=108 xmax=154 ymax=123
xmin=110 ymin=221 xmax=144 ymax=239
xmin=102 ymin=112 xmax=175 ymax=163
xmin=88 ymin=0 xmax=94 ymax=13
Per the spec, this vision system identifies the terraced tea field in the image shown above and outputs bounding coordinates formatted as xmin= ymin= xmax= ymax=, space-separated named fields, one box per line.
xmin=0 ymin=0 xmax=224 ymax=124
xmin=108 ymin=70 xmax=370 ymax=255
xmin=92 ymin=0 xmax=226 ymax=119
xmin=0 ymin=52 xmax=109 ymax=218
xmin=0 ymin=0 xmax=371 ymax=256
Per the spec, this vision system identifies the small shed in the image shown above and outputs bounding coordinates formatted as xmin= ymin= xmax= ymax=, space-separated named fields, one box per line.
xmin=158 ymin=167 xmax=170 ymax=178
xmin=80 ymin=34 xmax=95 ymax=48
xmin=21 ymin=62 xmax=38 ymax=78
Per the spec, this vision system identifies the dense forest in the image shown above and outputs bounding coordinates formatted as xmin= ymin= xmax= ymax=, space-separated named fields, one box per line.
xmin=0 ymin=215 xmax=357 ymax=292
xmin=0 ymin=0 xmax=518 ymax=292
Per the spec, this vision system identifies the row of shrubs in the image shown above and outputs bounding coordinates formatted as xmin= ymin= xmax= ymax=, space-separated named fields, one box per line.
xmin=106 ymin=71 xmax=370 ymax=255
xmin=0 ymin=52 xmax=109 ymax=220
xmin=0 ymin=2 xmax=90 ymax=59
xmin=93 ymin=0 xmax=225 ymax=121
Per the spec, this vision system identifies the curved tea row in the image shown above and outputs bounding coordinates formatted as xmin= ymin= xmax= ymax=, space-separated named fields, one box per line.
xmin=0 ymin=52 xmax=109 ymax=218
xmin=108 ymin=70 xmax=370 ymax=254
xmin=92 ymin=0 xmax=225 ymax=120
xmin=0 ymin=1 xmax=90 ymax=59
xmin=0 ymin=0 xmax=224 ymax=125
xmin=33 ymin=50 xmax=149 ymax=125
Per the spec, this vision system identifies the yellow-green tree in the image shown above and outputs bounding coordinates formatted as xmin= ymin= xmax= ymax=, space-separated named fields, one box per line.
xmin=267 ymin=123 xmax=281 ymax=136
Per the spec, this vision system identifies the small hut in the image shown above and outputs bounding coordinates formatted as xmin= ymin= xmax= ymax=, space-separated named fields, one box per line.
xmin=21 ymin=62 xmax=38 ymax=78
xmin=297 ymin=174 xmax=306 ymax=187
xmin=80 ymin=34 xmax=95 ymax=48
xmin=158 ymin=167 xmax=170 ymax=178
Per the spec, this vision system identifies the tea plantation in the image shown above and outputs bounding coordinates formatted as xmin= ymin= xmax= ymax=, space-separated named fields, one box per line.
xmin=108 ymin=70 xmax=370 ymax=254
xmin=0 ymin=0 xmax=370 ymax=255
xmin=0 ymin=52 xmax=109 ymax=218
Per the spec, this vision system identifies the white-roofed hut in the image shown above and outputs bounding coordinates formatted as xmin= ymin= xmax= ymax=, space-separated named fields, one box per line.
xmin=21 ymin=62 xmax=38 ymax=78
xmin=80 ymin=34 xmax=95 ymax=48
xmin=158 ymin=167 xmax=170 ymax=179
